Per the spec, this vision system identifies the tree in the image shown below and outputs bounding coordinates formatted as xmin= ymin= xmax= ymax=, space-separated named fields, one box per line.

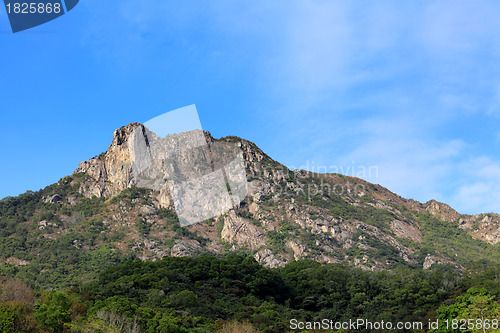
xmin=146 ymin=311 xmax=187 ymax=333
xmin=433 ymin=288 xmax=500 ymax=333
xmin=459 ymin=293 xmax=500 ymax=333
xmin=35 ymin=292 xmax=71 ymax=333
xmin=0 ymin=307 xmax=15 ymax=333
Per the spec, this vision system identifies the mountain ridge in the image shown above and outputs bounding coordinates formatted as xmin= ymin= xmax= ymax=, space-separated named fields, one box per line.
xmin=67 ymin=123 xmax=500 ymax=267
xmin=75 ymin=122 xmax=499 ymax=243
xmin=1 ymin=122 xmax=500 ymax=288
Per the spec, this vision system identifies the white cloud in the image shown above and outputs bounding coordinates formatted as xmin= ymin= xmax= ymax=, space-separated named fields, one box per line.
xmin=449 ymin=157 xmax=500 ymax=213
xmin=76 ymin=0 xmax=500 ymax=214
xmin=452 ymin=182 xmax=500 ymax=214
xmin=255 ymin=1 xmax=500 ymax=213
xmin=333 ymin=116 xmax=464 ymax=201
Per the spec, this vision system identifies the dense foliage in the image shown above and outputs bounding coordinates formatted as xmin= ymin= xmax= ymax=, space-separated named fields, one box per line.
xmin=0 ymin=175 xmax=143 ymax=288
xmin=1 ymin=167 xmax=500 ymax=332
xmin=1 ymin=256 xmax=499 ymax=332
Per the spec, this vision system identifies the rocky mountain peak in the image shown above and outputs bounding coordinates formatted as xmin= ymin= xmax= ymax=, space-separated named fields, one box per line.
xmin=68 ymin=123 xmax=500 ymax=269
xmin=111 ymin=122 xmax=143 ymax=147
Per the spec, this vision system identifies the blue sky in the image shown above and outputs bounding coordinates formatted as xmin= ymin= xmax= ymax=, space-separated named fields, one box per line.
xmin=1 ymin=0 xmax=500 ymax=214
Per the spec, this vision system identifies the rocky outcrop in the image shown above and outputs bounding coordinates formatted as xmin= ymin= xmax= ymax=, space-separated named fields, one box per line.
xmin=220 ymin=211 xmax=267 ymax=250
xmin=253 ymin=249 xmax=285 ymax=268
xmin=44 ymin=194 xmax=62 ymax=204
xmin=170 ymin=240 xmax=202 ymax=257
xmin=423 ymin=255 xmax=461 ymax=270
xmin=76 ymin=123 xmax=141 ymax=198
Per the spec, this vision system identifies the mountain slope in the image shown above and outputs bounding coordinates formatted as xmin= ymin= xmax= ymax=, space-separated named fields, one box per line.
xmin=1 ymin=123 xmax=500 ymax=288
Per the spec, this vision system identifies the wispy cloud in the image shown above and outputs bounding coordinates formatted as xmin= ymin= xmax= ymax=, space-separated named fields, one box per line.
xmin=450 ymin=156 xmax=500 ymax=213
xmin=249 ymin=1 xmax=500 ymax=213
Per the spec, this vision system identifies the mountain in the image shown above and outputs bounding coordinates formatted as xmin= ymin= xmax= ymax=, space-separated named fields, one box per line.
xmin=1 ymin=122 xmax=500 ymax=288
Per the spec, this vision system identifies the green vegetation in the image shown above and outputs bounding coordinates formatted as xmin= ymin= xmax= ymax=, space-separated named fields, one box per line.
xmin=294 ymin=189 xmax=394 ymax=232
xmin=415 ymin=213 xmax=500 ymax=268
xmin=110 ymin=186 xmax=153 ymax=206
xmin=136 ymin=218 xmax=151 ymax=237
xmin=0 ymin=184 xmax=131 ymax=288
xmin=0 ymin=256 xmax=499 ymax=332
xmin=266 ymin=230 xmax=287 ymax=253
xmin=433 ymin=287 xmax=500 ymax=333
xmin=2 ymin=159 xmax=500 ymax=332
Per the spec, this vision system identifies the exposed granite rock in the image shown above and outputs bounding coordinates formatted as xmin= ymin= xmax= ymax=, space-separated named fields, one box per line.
xmin=170 ymin=240 xmax=201 ymax=257
xmin=44 ymin=194 xmax=62 ymax=204
xmin=76 ymin=123 xmax=141 ymax=199
xmin=254 ymin=249 xmax=285 ymax=268
xmin=5 ymin=257 xmax=30 ymax=267
xmin=423 ymin=255 xmax=461 ymax=270
xmin=221 ymin=211 xmax=267 ymax=250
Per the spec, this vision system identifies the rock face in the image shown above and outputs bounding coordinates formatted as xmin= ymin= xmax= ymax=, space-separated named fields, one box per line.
xmin=67 ymin=123 xmax=500 ymax=269
xmin=220 ymin=211 xmax=267 ymax=250
xmin=76 ymin=123 xmax=140 ymax=199
xmin=170 ymin=240 xmax=202 ymax=257
xmin=253 ymin=249 xmax=282 ymax=268
xmin=44 ymin=194 xmax=62 ymax=204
